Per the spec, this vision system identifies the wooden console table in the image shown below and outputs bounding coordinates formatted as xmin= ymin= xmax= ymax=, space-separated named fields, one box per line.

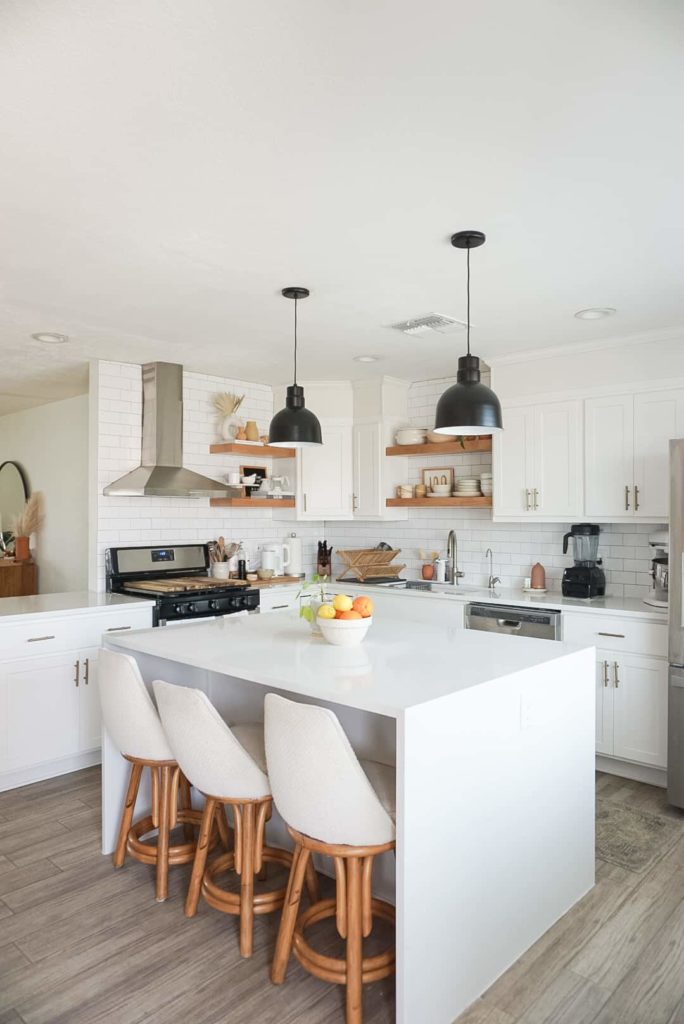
xmin=0 ymin=560 xmax=38 ymax=598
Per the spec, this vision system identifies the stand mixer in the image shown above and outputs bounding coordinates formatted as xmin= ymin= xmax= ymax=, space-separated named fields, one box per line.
xmin=644 ymin=529 xmax=668 ymax=608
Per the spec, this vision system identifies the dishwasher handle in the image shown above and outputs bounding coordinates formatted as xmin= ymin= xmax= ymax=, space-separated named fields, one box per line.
xmin=497 ymin=619 xmax=523 ymax=630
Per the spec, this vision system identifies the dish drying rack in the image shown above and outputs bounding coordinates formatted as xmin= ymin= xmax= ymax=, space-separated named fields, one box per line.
xmin=336 ymin=548 xmax=405 ymax=582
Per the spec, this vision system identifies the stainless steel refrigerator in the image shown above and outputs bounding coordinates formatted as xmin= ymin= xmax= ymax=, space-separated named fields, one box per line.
xmin=668 ymin=439 xmax=684 ymax=807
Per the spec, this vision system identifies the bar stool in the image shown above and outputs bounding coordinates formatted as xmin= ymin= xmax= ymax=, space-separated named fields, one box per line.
xmin=98 ymin=649 xmax=207 ymax=902
xmin=153 ymin=680 xmax=319 ymax=958
xmin=265 ymin=693 xmax=396 ymax=1024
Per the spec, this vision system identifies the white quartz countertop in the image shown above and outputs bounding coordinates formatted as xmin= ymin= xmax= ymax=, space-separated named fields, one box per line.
xmin=107 ymin=611 xmax=588 ymax=718
xmin=0 ymin=591 xmax=155 ymax=622
xmin=335 ymin=581 xmax=668 ymax=622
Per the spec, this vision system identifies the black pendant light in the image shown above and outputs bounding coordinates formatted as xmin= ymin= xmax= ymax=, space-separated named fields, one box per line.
xmin=434 ymin=231 xmax=503 ymax=435
xmin=269 ymin=286 xmax=323 ymax=448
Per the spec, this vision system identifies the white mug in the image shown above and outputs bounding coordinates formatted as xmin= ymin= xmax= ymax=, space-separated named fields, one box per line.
xmin=227 ymin=471 xmax=240 ymax=486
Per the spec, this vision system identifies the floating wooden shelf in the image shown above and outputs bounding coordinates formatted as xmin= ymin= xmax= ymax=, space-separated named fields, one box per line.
xmin=209 ymin=442 xmax=296 ymax=458
xmin=386 ymin=437 xmax=492 ymax=457
xmin=209 ymin=498 xmax=296 ymax=508
xmin=386 ymin=496 xmax=492 ymax=508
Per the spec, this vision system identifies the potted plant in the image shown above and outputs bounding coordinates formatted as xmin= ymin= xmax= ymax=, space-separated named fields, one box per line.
xmin=298 ymin=574 xmax=329 ymax=633
xmin=12 ymin=492 xmax=44 ymax=562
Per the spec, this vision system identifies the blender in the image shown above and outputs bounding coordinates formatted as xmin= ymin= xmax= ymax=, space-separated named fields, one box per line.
xmin=562 ymin=524 xmax=606 ymax=599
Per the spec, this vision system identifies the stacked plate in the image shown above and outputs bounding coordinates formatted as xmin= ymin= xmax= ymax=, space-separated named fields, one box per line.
xmin=480 ymin=472 xmax=493 ymax=497
xmin=454 ymin=476 xmax=482 ymax=497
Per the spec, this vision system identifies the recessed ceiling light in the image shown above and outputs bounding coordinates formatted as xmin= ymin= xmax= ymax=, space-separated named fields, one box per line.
xmin=573 ymin=308 xmax=616 ymax=321
xmin=353 ymin=355 xmax=379 ymax=363
xmin=31 ymin=332 xmax=69 ymax=344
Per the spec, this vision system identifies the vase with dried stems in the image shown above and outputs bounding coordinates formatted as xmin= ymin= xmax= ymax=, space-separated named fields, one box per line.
xmin=214 ymin=392 xmax=245 ymax=441
xmin=12 ymin=492 xmax=44 ymax=562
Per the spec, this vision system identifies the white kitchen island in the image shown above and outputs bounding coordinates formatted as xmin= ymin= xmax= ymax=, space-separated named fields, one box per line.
xmin=105 ymin=612 xmax=595 ymax=1024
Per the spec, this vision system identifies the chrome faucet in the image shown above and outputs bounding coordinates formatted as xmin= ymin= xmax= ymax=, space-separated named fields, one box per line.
xmin=486 ymin=548 xmax=501 ymax=590
xmin=446 ymin=530 xmax=465 ymax=585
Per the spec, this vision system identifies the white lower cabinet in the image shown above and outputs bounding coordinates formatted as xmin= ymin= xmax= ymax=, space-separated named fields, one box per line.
xmin=594 ymin=648 xmax=668 ymax=768
xmin=0 ymin=602 xmax=153 ymax=791
xmin=258 ymin=586 xmax=300 ymax=613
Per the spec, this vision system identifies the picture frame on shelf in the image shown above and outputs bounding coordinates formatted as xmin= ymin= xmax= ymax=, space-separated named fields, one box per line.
xmin=240 ymin=464 xmax=268 ymax=497
xmin=422 ymin=467 xmax=455 ymax=491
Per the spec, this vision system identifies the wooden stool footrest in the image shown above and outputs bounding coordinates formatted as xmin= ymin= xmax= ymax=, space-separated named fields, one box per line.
xmin=292 ymin=897 xmax=395 ymax=986
xmin=202 ymin=846 xmax=292 ymax=916
xmin=126 ymin=809 xmax=204 ymax=867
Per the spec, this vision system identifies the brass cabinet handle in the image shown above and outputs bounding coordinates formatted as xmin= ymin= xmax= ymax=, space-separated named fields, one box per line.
xmin=83 ymin=657 xmax=90 ymax=685
xmin=625 ymin=485 xmax=630 ymax=511
xmin=634 ymin=485 xmax=640 ymax=511
xmin=598 ymin=631 xmax=625 ymax=638
xmin=352 ymin=493 xmax=358 ymax=511
xmin=533 ymin=487 xmax=539 ymax=510
xmin=525 ymin=489 xmax=531 ymax=511
xmin=603 ymin=660 xmax=609 ymax=687
xmin=106 ymin=625 xmax=131 ymax=632
xmin=303 ymin=493 xmax=307 ymax=512
xmin=27 ymin=635 xmax=55 ymax=642
xmin=74 ymin=659 xmax=80 ymax=688
xmin=613 ymin=661 xmax=620 ymax=688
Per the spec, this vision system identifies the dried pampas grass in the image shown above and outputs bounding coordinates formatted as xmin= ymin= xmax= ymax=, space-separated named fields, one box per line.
xmin=214 ymin=392 xmax=244 ymax=416
xmin=12 ymin=492 xmax=44 ymax=537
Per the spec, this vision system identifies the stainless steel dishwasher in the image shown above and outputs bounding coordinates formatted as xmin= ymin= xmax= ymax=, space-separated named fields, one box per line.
xmin=465 ymin=603 xmax=562 ymax=640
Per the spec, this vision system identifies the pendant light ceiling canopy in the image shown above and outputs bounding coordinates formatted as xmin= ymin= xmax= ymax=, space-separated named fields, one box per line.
xmin=269 ymin=286 xmax=323 ymax=448
xmin=434 ymin=231 xmax=503 ymax=436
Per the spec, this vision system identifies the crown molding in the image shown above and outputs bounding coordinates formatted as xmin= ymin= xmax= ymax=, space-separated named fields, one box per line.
xmin=488 ymin=324 xmax=684 ymax=367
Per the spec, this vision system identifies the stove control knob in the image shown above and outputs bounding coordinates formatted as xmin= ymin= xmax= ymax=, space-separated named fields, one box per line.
xmin=174 ymin=604 xmax=185 ymax=615
xmin=208 ymin=600 xmax=219 ymax=612
xmin=187 ymin=602 xmax=198 ymax=614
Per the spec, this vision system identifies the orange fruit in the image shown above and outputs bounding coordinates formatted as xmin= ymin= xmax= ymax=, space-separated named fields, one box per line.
xmin=337 ymin=609 xmax=362 ymax=620
xmin=352 ymin=596 xmax=373 ymax=618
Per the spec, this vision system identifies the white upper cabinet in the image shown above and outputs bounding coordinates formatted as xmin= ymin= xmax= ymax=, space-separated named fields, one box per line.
xmin=297 ymin=420 xmax=353 ymax=520
xmin=633 ymin=389 xmax=684 ymax=519
xmin=494 ymin=399 xmax=582 ymax=520
xmin=352 ymin=416 xmax=408 ymax=521
xmin=585 ymin=387 xmax=684 ymax=519
xmin=584 ymin=394 xmax=634 ymax=518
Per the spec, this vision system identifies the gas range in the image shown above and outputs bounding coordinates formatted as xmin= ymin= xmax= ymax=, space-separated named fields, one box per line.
xmin=106 ymin=544 xmax=259 ymax=626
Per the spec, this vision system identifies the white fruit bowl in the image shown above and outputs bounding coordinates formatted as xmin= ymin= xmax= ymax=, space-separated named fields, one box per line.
xmin=318 ymin=616 xmax=373 ymax=647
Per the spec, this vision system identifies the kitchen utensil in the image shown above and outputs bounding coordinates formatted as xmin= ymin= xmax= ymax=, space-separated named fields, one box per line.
xmin=561 ymin=524 xmax=605 ymax=599
xmin=217 ymin=536 xmax=226 ymax=561
xmin=256 ymin=568 xmax=275 ymax=580
xmin=285 ymin=533 xmax=303 ymax=576
xmin=337 ymin=548 xmax=404 ymax=582
xmin=211 ymin=562 xmax=230 ymax=579
xmin=262 ymin=542 xmax=291 ymax=576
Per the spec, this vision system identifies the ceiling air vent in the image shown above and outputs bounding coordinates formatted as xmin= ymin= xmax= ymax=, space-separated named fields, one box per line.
xmin=387 ymin=313 xmax=468 ymax=336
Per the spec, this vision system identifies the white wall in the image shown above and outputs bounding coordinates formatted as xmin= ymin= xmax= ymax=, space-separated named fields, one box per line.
xmin=90 ymin=361 xmax=323 ymax=590
xmin=0 ymin=394 xmax=88 ymax=593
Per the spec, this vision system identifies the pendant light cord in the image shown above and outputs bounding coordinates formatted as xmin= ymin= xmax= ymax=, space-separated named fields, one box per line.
xmin=466 ymin=245 xmax=471 ymax=357
xmin=293 ymin=295 xmax=298 ymax=385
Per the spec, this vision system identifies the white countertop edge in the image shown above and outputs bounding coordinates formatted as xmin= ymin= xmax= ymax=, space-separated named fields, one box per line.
xmin=329 ymin=581 xmax=668 ymax=622
xmin=0 ymin=591 xmax=156 ymax=622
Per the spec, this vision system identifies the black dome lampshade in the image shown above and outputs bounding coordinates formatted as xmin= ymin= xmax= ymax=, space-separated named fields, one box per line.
xmin=433 ymin=231 xmax=503 ymax=436
xmin=269 ymin=287 xmax=323 ymax=448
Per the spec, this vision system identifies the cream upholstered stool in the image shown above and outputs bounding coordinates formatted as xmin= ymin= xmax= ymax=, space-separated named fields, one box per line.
xmin=98 ymin=649 xmax=206 ymax=902
xmin=265 ymin=693 xmax=396 ymax=1024
xmin=153 ymin=680 xmax=319 ymax=958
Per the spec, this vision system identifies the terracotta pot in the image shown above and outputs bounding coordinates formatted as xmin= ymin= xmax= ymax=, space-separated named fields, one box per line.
xmin=422 ymin=563 xmax=435 ymax=580
xmin=530 ymin=562 xmax=546 ymax=589
xmin=245 ymin=420 xmax=259 ymax=442
xmin=15 ymin=536 xmax=30 ymax=561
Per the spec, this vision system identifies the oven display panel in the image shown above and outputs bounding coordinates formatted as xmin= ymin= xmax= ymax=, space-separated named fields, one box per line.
xmin=151 ymin=549 xmax=175 ymax=562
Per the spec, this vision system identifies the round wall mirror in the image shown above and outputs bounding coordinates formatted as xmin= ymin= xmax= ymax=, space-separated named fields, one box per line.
xmin=0 ymin=461 xmax=29 ymax=540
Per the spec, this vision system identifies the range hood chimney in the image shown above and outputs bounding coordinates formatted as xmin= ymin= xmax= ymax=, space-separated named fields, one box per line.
xmin=103 ymin=362 xmax=231 ymax=498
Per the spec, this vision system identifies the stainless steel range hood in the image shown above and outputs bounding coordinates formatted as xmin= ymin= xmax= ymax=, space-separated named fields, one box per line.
xmin=103 ymin=362 xmax=232 ymax=498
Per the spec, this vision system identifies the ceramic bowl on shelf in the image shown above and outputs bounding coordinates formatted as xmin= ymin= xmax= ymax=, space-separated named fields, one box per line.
xmin=395 ymin=427 xmax=427 ymax=446
xmin=256 ymin=568 xmax=275 ymax=580
xmin=318 ymin=616 xmax=373 ymax=647
xmin=426 ymin=431 xmax=452 ymax=444
xmin=430 ymin=484 xmax=451 ymax=495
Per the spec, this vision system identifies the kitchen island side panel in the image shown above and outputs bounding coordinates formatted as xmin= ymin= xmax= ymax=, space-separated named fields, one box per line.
xmin=396 ymin=647 xmax=595 ymax=1024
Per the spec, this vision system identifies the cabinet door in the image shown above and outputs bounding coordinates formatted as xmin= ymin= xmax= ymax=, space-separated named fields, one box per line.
xmin=634 ymin=388 xmax=684 ymax=519
xmin=298 ymin=422 xmax=352 ymax=520
xmin=595 ymin=652 xmax=614 ymax=755
xmin=493 ymin=406 xmax=534 ymax=516
xmin=532 ymin=400 xmax=583 ymax=517
xmin=78 ymin=648 xmax=102 ymax=753
xmin=0 ymin=654 xmax=80 ymax=771
xmin=584 ymin=394 xmax=634 ymax=517
xmin=352 ymin=421 xmax=382 ymax=518
xmin=612 ymin=654 xmax=668 ymax=768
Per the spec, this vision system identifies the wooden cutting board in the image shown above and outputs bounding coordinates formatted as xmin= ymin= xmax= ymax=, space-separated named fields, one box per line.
xmin=250 ymin=575 xmax=304 ymax=588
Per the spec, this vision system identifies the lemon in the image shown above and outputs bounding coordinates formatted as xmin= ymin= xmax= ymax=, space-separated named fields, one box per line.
xmin=317 ymin=604 xmax=337 ymax=620
xmin=332 ymin=594 xmax=353 ymax=613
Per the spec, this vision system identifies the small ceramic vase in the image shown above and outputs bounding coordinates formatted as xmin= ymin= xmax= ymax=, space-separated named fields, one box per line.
xmin=422 ymin=563 xmax=435 ymax=580
xmin=220 ymin=415 xmax=241 ymax=441
xmin=245 ymin=420 xmax=259 ymax=441
xmin=14 ymin=536 xmax=30 ymax=561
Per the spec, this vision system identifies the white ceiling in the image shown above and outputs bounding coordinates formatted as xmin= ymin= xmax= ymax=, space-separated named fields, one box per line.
xmin=1 ymin=0 xmax=683 ymax=415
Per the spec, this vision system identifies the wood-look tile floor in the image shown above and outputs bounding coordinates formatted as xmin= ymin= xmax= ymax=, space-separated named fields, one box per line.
xmin=1 ymin=770 xmax=683 ymax=1024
